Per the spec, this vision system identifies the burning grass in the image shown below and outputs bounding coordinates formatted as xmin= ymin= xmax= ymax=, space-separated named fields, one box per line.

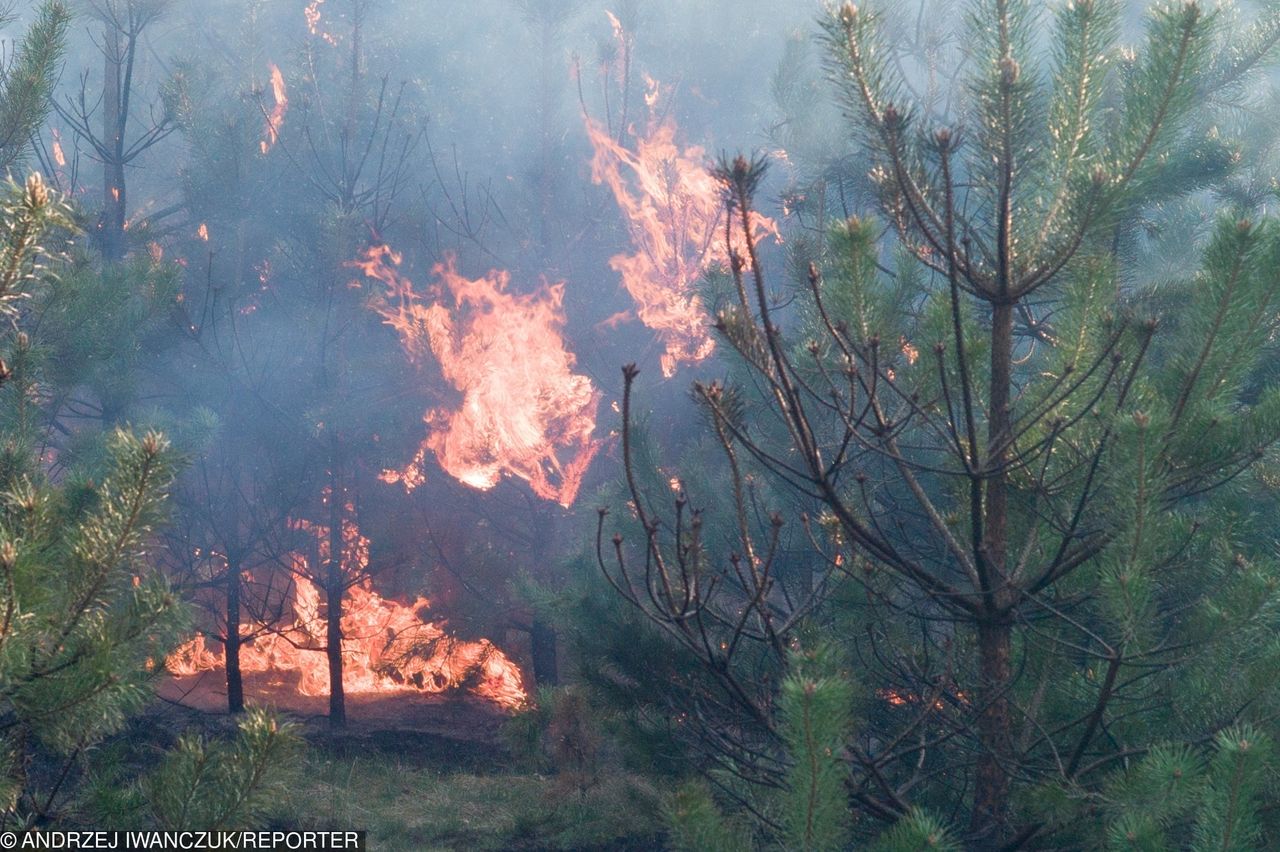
xmin=165 ymin=503 xmax=528 ymax=710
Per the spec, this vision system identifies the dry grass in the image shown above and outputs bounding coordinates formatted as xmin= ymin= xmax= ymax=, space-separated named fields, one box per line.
xmin=272 ymin=747 xmax=665 ymax=851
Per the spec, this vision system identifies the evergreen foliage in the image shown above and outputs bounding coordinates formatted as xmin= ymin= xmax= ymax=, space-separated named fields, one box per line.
xmin=140 ymin=708 xmax=299 ymax=831
xmin=589 ymin=0 xmax=1280 ymax=845
xmin=666 ymin=781 xmax=756 ymax=852
xmin=0 ymin=143 xmax=294 ymax=833
xmin=778 ymin=643 xmax=855 ymax=852
xmin=0 ymin=175 xmax=178 ymax=825
xmin=0 ymin=2 xmax=69 ymax=174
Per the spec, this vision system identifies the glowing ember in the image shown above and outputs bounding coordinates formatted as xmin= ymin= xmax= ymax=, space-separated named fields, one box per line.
xmin=167 ymin=509 xmax=526 ymax=709
xmin=51 ymin=129 xmax=65 ymax=168
xmin=585 ymin=91 xmax=779 ymax=378
xmin=356 ymin=246 xmax=602 ymax=508
xmin=304 ymin=0 xmax=339 ymax=46
xmin=260 ymin=64 xmax=288 ymax=155
xmin=643 ymin=74 xmax=660 ymax=109
xmin=901 ymin=338 xmax=920 ymax=366
xmin=877 ymin=688 xmax=966 ymax=711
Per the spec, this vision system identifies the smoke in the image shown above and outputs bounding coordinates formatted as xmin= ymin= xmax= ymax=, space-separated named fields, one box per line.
xmin=30 ymin=0 xmax=833 ymax=701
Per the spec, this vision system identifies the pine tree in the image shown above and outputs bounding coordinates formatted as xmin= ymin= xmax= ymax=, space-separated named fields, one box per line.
xmin=0 ymin=173 xmax=176 ymax=824
xmin=0 ymin=169 xmax=298 ymax=830
xmin=596 ymin=0 xmax=1280 ymax=845
xmin=56 ymin=0 xmax=175 ymax=262
xmin=0 ymin=2 xmax=70 ymax=174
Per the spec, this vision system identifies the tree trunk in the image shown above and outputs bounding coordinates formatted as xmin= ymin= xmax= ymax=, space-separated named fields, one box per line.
xmin=971 ymin=619 xmax=1013 ymax=839
xmin=101 ymin=25 xmax=126 ymax=263
xmin=529 ymin=505 xmax=560 ymax=687
xmin=225 ymin=557 xmax=244 ymax=714
xmin=325 ymin=472 xmax=346 ymax=728
xmin=970 ymin=300 xmax=1016 ymax=839
xmin=530 ymin=616 xmax=558 ymax=687
xmin=984 ymin=302 xmax=1014 ymax=587
xmin=537 ymin=19 xmax=555 ymax=256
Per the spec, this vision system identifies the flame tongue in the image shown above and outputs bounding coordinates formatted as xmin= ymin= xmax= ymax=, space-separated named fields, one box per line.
xmin=585 ymin=100 xmax=778 ymax=378
xmin=305 ymin=0 xmax=340 ymax=46
xmin=260 ymin=64 xmax=288 ymax=155
xmin=361 ymin=249 xmax=601 ymax=508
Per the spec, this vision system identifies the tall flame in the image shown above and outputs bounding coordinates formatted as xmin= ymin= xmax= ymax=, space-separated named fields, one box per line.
xmin=260 ymin=64 xmax=288 ymax=155
xmin=356 ymin=247 xmax=601 ymax=508
xmin=585 ymin=96 xmax=778 ymax=378
xmin=167 ymin=508 xmax=526 ymax=709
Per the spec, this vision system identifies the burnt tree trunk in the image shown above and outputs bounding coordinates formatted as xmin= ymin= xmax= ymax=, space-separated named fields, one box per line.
xmin=530 ymin=616 xmax=558 ymax=687
xmin=536 ymin=17 xmax=555 ymax=256
xmin=970 ymin=299 xmax=1016 ymax=839
xmin=529 ymin=506 xmax=559 ymax=687
xmin=325 ymin=467 xmax=346 ymax=728
xmin=100 ymin=24 xmax=126 ymax=263
xmin=224 ymin=556 xmax=244 ymax=714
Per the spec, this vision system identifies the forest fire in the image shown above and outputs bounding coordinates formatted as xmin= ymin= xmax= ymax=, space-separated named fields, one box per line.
xmin=260 ymin=64 xmax=288 ymax=154
xmin=6 ymin=0 xmax=1278 ymax=843
xmin=357 ymin=246 xmax=601 ymax=507
xmin=585 ymin=92 xmax=778 ymax=378
xmin=166 ymin=507 xmax=526 ymax=709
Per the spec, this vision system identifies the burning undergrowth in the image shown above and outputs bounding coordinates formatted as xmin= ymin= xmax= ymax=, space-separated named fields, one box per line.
xmin=157 ymin=8 xmax=782 ymax=729
xmin=167 ymin=503 xmax=526 ymax=710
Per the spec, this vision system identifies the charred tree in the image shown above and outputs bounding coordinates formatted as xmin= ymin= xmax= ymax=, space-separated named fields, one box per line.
xmin=56 ymin=1 xmax=174 ymax=263
xmin=324 ymin=461 xmax=347 ymax=729
xmin=529 ymin=616 xmax=559 ymax=688
xmin=224 ymin=553 xmax=244 ymax=714
xmin=99 ymin=22 xmax=124 ymax=262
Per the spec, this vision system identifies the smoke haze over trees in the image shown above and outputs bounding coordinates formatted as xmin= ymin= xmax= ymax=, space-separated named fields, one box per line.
xmin=0 ymin=0 xmax=1278 ymax=847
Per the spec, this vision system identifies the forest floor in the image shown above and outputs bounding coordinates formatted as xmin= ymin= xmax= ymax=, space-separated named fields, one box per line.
xmin=271 ymin=736 xmax=664 ymax=850
xmin=149 ymin=677 xmax=666 ymax=850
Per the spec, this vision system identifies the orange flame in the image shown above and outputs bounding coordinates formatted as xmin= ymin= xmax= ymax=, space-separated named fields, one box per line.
xmin=51 ymin=129 xmax=65 ymax=168
xmin=260 ymin=64 xmax=288 ymax=155
xmin=357 ymin=247 xmax=601 ymax=507
xmin=585 ymin=95 xmax=778 ymax=378
xmin=305 ymin=0 xmax=340 ymax=46
xmin=167 ymin=508 xmax=526 ymax=708
xmin=605 ymin=9 xmax=625 ymax=44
